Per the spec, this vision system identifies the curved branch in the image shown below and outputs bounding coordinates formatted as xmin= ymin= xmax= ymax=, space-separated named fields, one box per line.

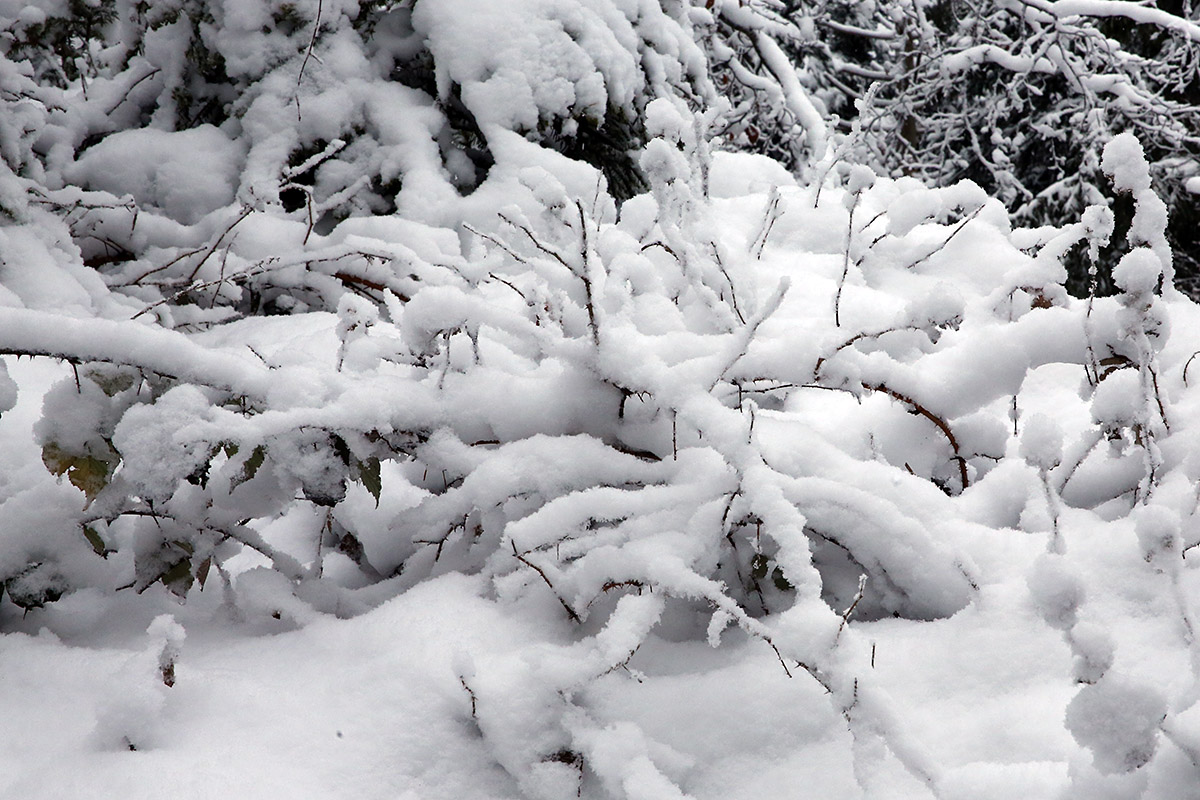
xmin=864 ymin=382 xmax=969 ymax=491
xmin=0 ymin=308 xmax=271 ymax=398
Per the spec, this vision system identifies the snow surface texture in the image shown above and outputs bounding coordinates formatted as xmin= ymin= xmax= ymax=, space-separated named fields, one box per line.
xmin=5 ymin=128 xmax=1200 ymax=798
xmin=3 ymin=3 xmax=1200 ymax=799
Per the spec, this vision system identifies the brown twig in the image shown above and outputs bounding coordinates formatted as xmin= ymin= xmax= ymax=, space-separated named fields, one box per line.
xmin=1185 ymin=351 xmax=1200 ymax=387
xmin=813 ymin=325 xmax=929 ymax=377
xmin=865 ymin=382 xmax=969 ymax=491
xmin=459 ymin=676 xmax=477 ymax=718
xmin=512 ymin=541 xmax=581 ymax=623
xmin=295 ymin=0 xmax=324 ymax=121
xmin=185 ymin=205 xmax=255 ymax=282
xmin=835 ymin=193 xmax=858 ymax=327
xmin=837 ymin=574 xmax=868 ymax=640
xmin=575 ymin=200 xmax=600 ymax=345
xmin=903 ymin=204 xmax=983 ymax=270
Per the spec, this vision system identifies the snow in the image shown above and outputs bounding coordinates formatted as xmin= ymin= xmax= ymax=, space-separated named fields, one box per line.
xmin=7 ymin=146 xmax=1200 ymax=793
xmin=1090 ymin=369 xmax=1144 ymax=429
xmin=0 ymin=358 xmax=15 ymax=415
xmin=1028 ymin=554 xmax=1084 ymax=630
xmin=1021 ymin=414 xmax=1064 ymax=471
xmin=66 ymin=126 xmax=245 ymax=225
xmin=411 ymin=0 xmax=642 ymax=131
xmin=1068 ymin=622 xmax=1116 ymax=684
xmin=1100 ymin=132 xmax=1154 ymax=195
xmin=1065 ymin=676 xmax=1168 ymax=774
xmin=5 ymin=3 xmax=1200 ymax=798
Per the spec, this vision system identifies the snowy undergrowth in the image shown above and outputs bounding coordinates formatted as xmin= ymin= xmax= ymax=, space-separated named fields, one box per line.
xmin=4 ymin=113 xmax=1200 ymax=798
xmin=0 ymin=4 xmax=1197 ymax=788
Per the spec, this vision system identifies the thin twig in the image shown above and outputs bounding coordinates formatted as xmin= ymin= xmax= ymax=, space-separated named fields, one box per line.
xmin=463 ymin=223 xmax=530 ymax=266
xmin=295 ymin=0 xmax=324 ymax=121
xmin=835 ymin=193 xmax=858 ymax=327
xmin=866 ymin=382 xmax=969 ymax=491
xmin=106 ymin=67 xmax=161 ymax=115
xmin=511 ymin=541 xmax=581 ymax=623
xmin=837 ymin=574 xmax=868 ymax=640
xmin=185 ymin=205 xmax=255 ymax=282
xmin=1184 ymin=350 xmax=1200 ymax=387
xmin=904 ymin=204 xmax=983 ymax=269
xmin=574 ymin=200 xmax=600 ymax=345
xmin=498 ymin=212 xmax=574 ymax=272
xmin=750 ymin=188 xmax=781 ymax=259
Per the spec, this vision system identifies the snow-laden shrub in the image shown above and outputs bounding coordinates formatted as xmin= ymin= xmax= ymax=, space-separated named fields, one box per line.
xmin=7 ymin=117 xmax=1197 ymax=795
xmin=6 ymin=3 xmax=1200 ymax=794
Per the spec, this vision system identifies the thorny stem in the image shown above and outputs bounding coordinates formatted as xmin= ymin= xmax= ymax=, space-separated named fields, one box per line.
xmin=813 ymin=324 xmax=928 ymax=376
xmin=1040 ymin=468 xmax=1062 ymax=554
xmin=1184 ymin=350 xmax=1200 ymax=387
xmin=708 ymin=279 xmax=790 ymax=393
xmin=465 ymin=223 xmax=528 ymax=266
xmin=575 ymin=201 xmax=601 ymax=346
xmin=511 ymin=540 xmax=582 ymax=623
xmin=303 ymin=191 xmax=315 ymax=246
xmin=499 ymin=212 xmax=573 ymax=271
xmin=1150 ymin=363 xmax=1170 ymax=432
xmin=641 ymin=240 xmax=679 ymax=260
xmin=903 ymin=204 xmax=983 ymax=270
xmin=837 ymin=574 xmax=868 ymax=640
xmin=865 ymin=383 xmax=969 ymax=491
xmin=184 ymin=206 xmax=255 ymax=283
xmin=835 ymin=193 xmax=859 ymax=327
xmin=295 ymin=0 xmax=324 ymax=121
xmin=709 ymin=242 xmax=747 ymax=325
xmin=750 ymin=188 xmax=781 ymax=259
xmin=106 ymin=67 xmax=161 ymax=115
xmin=2 ymin=348 xmax=189 ymax=387
xmin=459 ymin=675 xmax=478 ymax=718
xmin=1054 ymin=428 xmax=1104 ymax=496
xmin=85 ymin=508 xmax=305 ymax=581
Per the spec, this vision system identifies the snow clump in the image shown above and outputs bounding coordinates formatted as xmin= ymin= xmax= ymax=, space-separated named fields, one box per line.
xmin=1065 ymin=676 xmax=1167 ymax=774
xmin=1027 ymin=554 xmax=1083 ymax=630
xmin=1020 ymin=414 xmax=1063 ymax=472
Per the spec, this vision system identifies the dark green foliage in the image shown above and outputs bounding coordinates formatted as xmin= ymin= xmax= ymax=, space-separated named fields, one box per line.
xmin=389 ymin=46 xmax=496 ymax=194
xmin=7 ymin=0 xmax=117 ymax=87
xmin=136 ymin=539 xmax=196 ymax=597
xmin=170 ymin=11 xmax=233 ymax=129
xmin=541 ymin=106 xmax=648 ymax=203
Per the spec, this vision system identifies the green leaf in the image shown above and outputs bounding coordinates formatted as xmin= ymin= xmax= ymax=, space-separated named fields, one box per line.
xmin=331 ymin=433 xmax=352 ymax=467
xmin=82 ymin=366 xmax=136 ymax=396
xmin=4 ymin=563 xmax=67 ymax=610
xmin=82 ymin=524 xmax=108 ymax=557
xmin=158 ymin=558 xmax=194 ymax=597
xmin=67 ymin=456 xmax=112 ymax=500
xmin=231 ymin=444 xmax=266 ymax=490
xmin=244 ymin=445 xmax=266 ymax=480
xmin=771 ymin=565 xmax=793 ymax=592
xmin=186 ymin=452 xmax=212 ymax=488
xmin=357 ymin=457 xmax=382 ymax=507
xmin=41 ymin=442 xmax=119 ymax=502
xmin=196 ymin=557 xmax=212 ymax=589
xmin=41 ymin=441 xmax=72 ymax=477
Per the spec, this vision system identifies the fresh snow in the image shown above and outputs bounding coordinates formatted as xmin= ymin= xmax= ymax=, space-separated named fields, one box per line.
xmin=3 ymin=3 xmax=1200 ymax=798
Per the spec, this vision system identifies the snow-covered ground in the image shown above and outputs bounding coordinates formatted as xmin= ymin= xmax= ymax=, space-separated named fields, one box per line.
xmin=5 ymin=138 xmax=1200 ymax=799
